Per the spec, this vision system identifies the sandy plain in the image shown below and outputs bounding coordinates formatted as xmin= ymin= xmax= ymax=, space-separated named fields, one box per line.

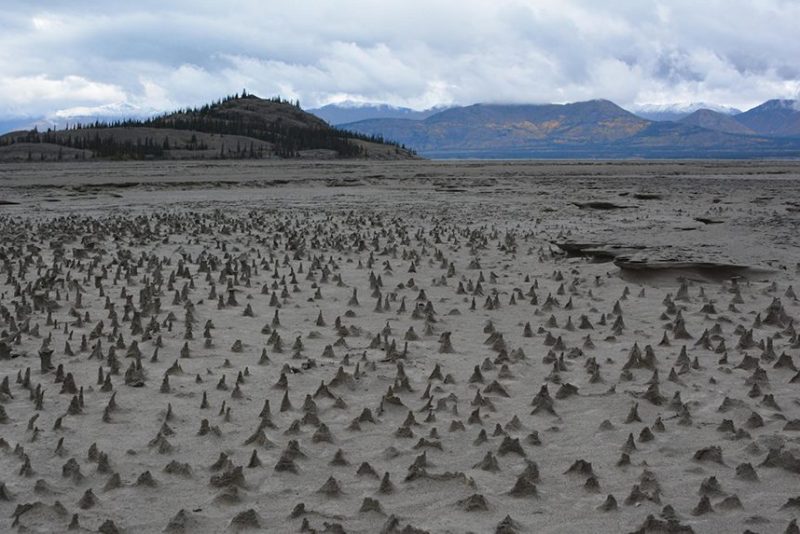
xmin=1 ymin=160 xmax=800 ymax=533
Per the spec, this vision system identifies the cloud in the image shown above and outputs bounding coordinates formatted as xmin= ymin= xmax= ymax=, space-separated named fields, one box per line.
xmin=0 ymin=0 xmax=798 ymax=120
xmin=0 ymin=75 xmax=126 ymax=116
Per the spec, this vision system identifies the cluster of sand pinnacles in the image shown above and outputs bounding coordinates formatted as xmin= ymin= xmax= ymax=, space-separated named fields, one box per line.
xmin=1 ymin=208 xmax=800 ymax=533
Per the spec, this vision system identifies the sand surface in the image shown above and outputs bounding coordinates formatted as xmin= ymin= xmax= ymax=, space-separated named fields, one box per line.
xmin=1 ymin=160 xmax=800 ymax=533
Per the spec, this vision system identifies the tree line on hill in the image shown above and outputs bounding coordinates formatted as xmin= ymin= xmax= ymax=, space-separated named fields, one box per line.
xmin=0 ymin=92 xmax=413 ymax=160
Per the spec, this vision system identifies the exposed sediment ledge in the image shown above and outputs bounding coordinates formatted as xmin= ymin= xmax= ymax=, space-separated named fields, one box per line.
xmin=615 ymin=257 xmax=773 ymax=283
xmin=571 ymin=201 xmax=631 ymax=210
xmin=554 ymin=242 xmax=774 ymax=283
xmin=552 ymin=242 xmax=645 ymax=263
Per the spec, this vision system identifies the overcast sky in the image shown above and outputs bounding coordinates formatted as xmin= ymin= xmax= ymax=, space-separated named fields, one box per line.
xmin=1 ymin=0 xmax=799 ymax=119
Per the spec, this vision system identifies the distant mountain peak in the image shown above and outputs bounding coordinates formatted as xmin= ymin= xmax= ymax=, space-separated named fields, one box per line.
xmin=755 ymin=99 xmax=798 ymax=110
xmin=737 ymin=99 xmax=800 ymax=136
xmin=317 ymin=100 xmax=418 ymax=111
xmin=679 ymin=108 xmax=754 ymax=135
xmin=632 ymin=102 xmax=741 ymax=114
xmin=309 ymin=102 xmax=443 ymax=126
xmin=630 ymin=102 xmax=742 ymax=122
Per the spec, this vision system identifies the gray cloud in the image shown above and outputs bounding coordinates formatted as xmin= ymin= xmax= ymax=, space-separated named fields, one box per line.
xmin=1 ymin=0 xmax=798 ymax=120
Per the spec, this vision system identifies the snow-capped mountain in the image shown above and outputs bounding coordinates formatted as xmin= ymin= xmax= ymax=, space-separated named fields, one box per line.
xmin=630 ymin=102 xmax=742 ymax=122
xmin=309 ymin=102 xmax=446 ymax=126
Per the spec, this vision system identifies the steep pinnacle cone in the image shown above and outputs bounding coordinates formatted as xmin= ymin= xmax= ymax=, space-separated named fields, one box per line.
xmin=359 ymin=497 xmax=383 ymax=513
xmin=378 ymin=472 xmax=395 ymax=494
xmin=317 ymin=476 xmax=343 ymax=496
xmin=438 ymin=332 xmax=454 ymax=353
xmin=598 ymin=494 xmax=618 ymax=511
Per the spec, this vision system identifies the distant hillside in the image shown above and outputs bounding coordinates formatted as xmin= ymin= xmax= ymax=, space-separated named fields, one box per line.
xmin=341 ymin=99 xmax=800 ymax=159
xmin=0 ymin=93 xmax=417 ymax=162
xmin=679 ymin=109 xmax=755 ymax=135
xmin=342 ymin=100 xmax=648 ymax=150
xmin=309 ymin=103 xmax=443 ymax=126
xmin=735 ymin=99 xmax=800 ymax=137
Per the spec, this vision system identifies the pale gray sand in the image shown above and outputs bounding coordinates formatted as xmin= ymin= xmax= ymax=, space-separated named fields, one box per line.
xmin=1 ymin=160 xmax=800 ymax=533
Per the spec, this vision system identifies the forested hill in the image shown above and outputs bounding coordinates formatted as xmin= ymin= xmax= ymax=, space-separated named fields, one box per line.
xmin=0 ymin=93 xmax=417 ymax=162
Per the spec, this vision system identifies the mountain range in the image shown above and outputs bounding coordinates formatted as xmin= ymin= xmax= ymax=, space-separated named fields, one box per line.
xmin=310 ymin=101 xmax=748 ymax=126
xmin=336 ymin=99 xmax=800 ymax=159
xmin=2 ymin=96 xmax=799 ymax=161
